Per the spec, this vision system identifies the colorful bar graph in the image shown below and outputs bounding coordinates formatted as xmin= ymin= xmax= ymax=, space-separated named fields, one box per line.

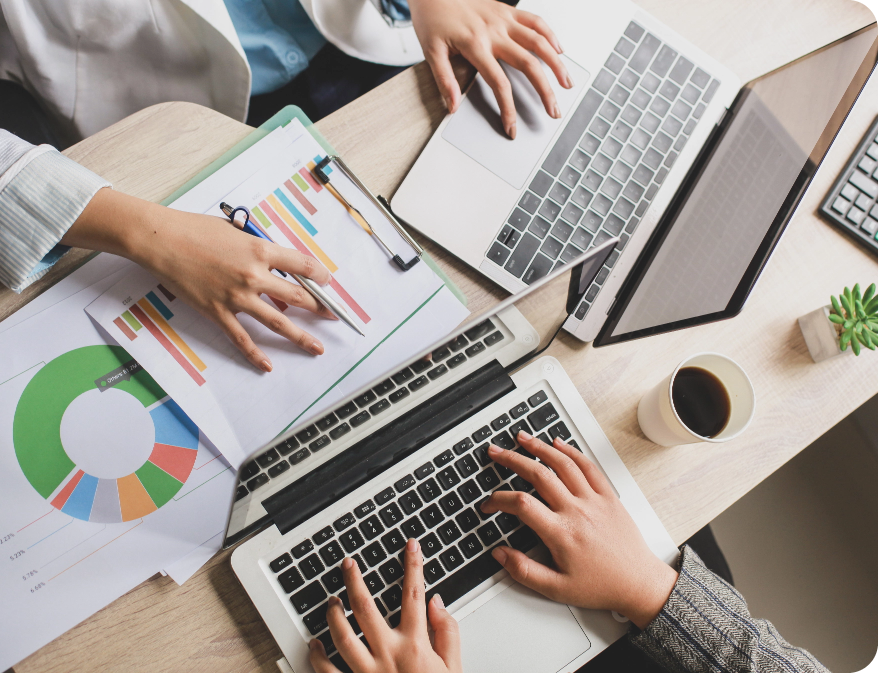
xmin=273 ymin=188 xmax=317 ymax=235
xmin=291 ymin=173 xmax=309 ymax=192
xmin=146 ymin=291 xmax=173 ymax=320
xmin=158 ymin=284 xmax=176 ymax=302
xmin=122 ymin=310 xmax=142 ymax=332
xmin=285 ymin=179 xmax=316 ymax=216
xmin=298 ymin=166 xmax=322 ymax=192
xmin=114 ymin=317 xmax=137 ymax=341
xmin=252 ymin=206 xmax=273 ymax=230
xmin=136 ymin=299 xmax=206 ymax=372
xmin=129 ymin=304 xmax=206 ymax=386
xmin=261 ymin=197 xmax=338 ymax=273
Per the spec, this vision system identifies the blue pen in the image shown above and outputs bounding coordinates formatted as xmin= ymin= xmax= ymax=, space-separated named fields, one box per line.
xmin=219 ymin=202 xmax=364 ymax=336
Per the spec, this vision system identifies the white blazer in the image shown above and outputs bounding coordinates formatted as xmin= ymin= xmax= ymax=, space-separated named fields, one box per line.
xmin=0 ymin=0 xmax=422 ymax=144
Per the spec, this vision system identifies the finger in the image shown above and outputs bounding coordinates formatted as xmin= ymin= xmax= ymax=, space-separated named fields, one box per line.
xmin=480 ymin=488 xmax=556 ymax=534
xmin=509 ymin=23 xmax=572 ymax=89
xmin=513 ymin=9 xmax=563 ymax=54
xmin=428 ymin=594 xmax=461 ymax=668
xmin=216 ymin=310 xmax=272 ymax=372
xmin=400 ymin=538 xmax=428 ymax=633
xmin=263 ymin=276 xmax=337 ymax=320
xmin=464 ymin=43 xmax=518 ymax=138
xmin=516 ymin=431 xmax=591 ymax=498
xmin=553 ymin=437 xmax=614 ymax=497
xmin=271 ymin=248 xmax=331 ymax=285
xmin=424 ymin=42 xmax=463 ymax=113
xmin=309 ymin=638 xmax=342 ymax=673
xmin=496 ymin=41 xmax=560 ymax=119
xmin=341 ymin=556 xmax=390 ymax=646
xmin=486 ymin=444 xmax=569 ymax=507
xmin=491 ymin=545 xmax=567 ymax=601
xmin=242 ymin=298 xmax=324 ymax=356
xmin=326 ymin=595 xmax=372 ymax=670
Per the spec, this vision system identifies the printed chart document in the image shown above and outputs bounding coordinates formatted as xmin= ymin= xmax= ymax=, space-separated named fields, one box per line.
xmin=87 ymin=120 xmax=470 ymax=467
xmin=0 ymin=258 xmax=234 ymax=670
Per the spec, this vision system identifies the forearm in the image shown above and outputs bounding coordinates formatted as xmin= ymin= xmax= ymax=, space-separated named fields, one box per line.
xmin=629 ymin=546 xmax=829 ymax=673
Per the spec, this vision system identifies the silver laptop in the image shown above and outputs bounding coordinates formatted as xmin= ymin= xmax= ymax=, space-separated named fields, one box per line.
xmin=224 ymin=241 xmax=679 ymax=673
xmin=392 ymin=0 xmax=878 ymax=346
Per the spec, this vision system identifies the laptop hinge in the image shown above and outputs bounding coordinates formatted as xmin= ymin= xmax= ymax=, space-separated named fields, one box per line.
xmin=263 ymin=360 xmax=516 ymax=536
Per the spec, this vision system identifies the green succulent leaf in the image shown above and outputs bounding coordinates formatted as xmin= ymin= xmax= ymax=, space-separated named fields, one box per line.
xmin=856 ymin=322 xmax=864 ymax=334
xmin=844 ymin=320 xmax=854 ymax=329
xmin=831 ymin=295 xmax=844 ymax=317
xmin=864 ymin=283 xmax=876 ymax=304
xmin=841 ymin=294 xmax=855 ymax=318
xmin=840 ymin=330 xmax=852 ymax=348
xmin=866 ymin=295 xmax=878 ymax=315
xmin=828 ymin=313 xmax=845 ymax=324
xmin=854 ymin=284 xmax=862 ymax=302
xmin=852 ymin=336 xmax=862 ymax=356
xmin=857 ymin=299 xmax=866 ymax=317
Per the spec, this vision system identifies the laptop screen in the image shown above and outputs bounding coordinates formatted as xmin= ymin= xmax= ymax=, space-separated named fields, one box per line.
xmin=223 ymin=240 xmax=615 ymax=547
xmin=596 ymin=25 xmax=878 ymax=345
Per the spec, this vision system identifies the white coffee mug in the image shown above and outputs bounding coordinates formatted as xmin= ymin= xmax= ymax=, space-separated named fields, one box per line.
xmin=637 ymin=352 xmax=755 ymax=446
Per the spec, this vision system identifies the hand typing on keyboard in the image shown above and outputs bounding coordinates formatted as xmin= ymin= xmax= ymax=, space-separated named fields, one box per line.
xmin=480 ymin=432 xmax=679 ymax=630
xmin=309 ymin=538 xmax=463 ymax=673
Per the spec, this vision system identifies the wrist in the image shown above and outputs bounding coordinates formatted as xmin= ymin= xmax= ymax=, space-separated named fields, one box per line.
xmin=620 ymin=560 xmax=679 ymax=630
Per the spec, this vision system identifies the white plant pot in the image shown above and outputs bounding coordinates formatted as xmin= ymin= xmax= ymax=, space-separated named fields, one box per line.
xmin=798 ymin=306 xmax=851 ymax=362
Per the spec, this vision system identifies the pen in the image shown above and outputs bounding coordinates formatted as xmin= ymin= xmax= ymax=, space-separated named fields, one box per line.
xmin=220 ymin=202 xmax=365 ymax=337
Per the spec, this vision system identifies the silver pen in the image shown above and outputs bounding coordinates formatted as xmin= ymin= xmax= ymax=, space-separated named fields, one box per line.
xmin=220 ymin=202 xmax=365 ymax=337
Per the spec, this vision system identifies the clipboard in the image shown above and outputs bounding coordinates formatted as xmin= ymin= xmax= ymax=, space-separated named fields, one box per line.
xmin=162 ymin=106 xmax=466 ymax=304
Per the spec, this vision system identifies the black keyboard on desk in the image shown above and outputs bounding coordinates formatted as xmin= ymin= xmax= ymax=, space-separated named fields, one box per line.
xmin=266 ymin=388 xmax=579 ymax=672
xmin=486 ymin=20 xmax=720 ymax=322
xmin=236 ymin=319 xmax=506 ymax=500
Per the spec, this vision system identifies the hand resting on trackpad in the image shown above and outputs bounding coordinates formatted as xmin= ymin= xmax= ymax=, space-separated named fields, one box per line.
xmin=442 ymin=55 xmax=588 ymax=190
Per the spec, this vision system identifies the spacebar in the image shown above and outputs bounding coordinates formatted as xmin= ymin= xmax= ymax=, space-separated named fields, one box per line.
xmin=425 ymin=550 xmax=503 ymax=607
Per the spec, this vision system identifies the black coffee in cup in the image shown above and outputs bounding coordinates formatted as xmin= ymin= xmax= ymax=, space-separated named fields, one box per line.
xmin=671 ymin=367 xmax=731 ymax=438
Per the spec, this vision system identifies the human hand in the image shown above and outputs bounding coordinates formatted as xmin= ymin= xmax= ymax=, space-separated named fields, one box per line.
xmin=309 ymin=539 xmax=462 ymax=673
xmin=62 ymin=189 xmax=335 ymax=372
xmin=480 ymin=432 xmax=678 ymax=629
xmin=408 ymin=0 xmax=573 ymax=138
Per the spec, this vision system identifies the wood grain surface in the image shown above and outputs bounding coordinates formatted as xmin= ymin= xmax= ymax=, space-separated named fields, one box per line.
xmin=9 ymin=1 xmax=877 ymax=671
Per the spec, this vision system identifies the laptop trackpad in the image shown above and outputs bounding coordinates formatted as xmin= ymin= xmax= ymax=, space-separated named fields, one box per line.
xmin=442 ymin=55 xmax=588 ymax=190
xmin=459 ymin=583 xmax=591 ymax=673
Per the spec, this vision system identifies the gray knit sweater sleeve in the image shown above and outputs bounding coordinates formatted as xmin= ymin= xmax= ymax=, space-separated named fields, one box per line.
xmin=630 ymin=545 xmax=829 ymax=673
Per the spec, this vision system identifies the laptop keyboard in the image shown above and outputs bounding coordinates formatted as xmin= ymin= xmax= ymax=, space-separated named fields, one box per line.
xmin=236 ymin=319 xmax=505 ymax=500
xmin=266 ymin=386 xmax=578 ymax=669
xmin=485 ymin=20 xmax=721 ymax=321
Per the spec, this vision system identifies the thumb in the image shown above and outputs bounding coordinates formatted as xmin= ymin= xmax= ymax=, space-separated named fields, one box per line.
xmin=424 ymin=43 xmax=462 ymax=113
xmin=428 ymin=593 xmax=461 ymax=668
xmin=492 ymin=545 xmax=565 ymax=601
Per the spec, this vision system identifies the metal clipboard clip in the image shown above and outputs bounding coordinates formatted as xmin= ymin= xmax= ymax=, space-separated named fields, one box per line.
xmin=314 ymin=155 xmax=424 ymax=271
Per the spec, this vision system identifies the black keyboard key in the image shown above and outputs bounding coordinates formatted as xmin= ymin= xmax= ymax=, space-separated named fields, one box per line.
xmin=299 ymin=554 xmax=325 ymax=580
xmin=350 ymin=411 xmax=370 ymax=427
xmin=491 ymin=414 xmax=511 ymax=432
xmin=354 ymin=391 xmax=377 ymax=408
xmin=362 ymin=541 xmax=387 ymax=567
xmin=379 ymin=503 xmax=404 ymax=527
xmin=472 ymin=426 xmax=492 ymax=443
xmin=316 ymin=413 xmax=338 ymax=431
xmin=527 ymin=391 xmax=548 ymax=407
xmin=363 ymin=571 xmax=385 ymax=595
xmin=424 ymin=559 xmax=446 ymax=585
xmin=528 ymin=403 xmax=560 ymax=431
xmin=434 ymin=449 xmax=454 ymax=467
xmin=504 ymin=232 xmax=540 ymax=278
xmin=428 ymin=365 xmax=448 ymax=380
xmin=421 ymin=504 xmax=445 ymax=528
xmin=477 ymin=522 xmax=503 ymax=546
xmin=425 ymin=550 xmax=503 ymax=608
xmin=543 ymin=89 xmax=603 ymax=176
xmin=415 ymin=462 xmax=435 ymax=479
xmin=330 ymin=653 xmax=353 ymax=673
xmin=319 ymin=541 xmax=345 ymax=566
xmin=369 ymin=398 xmax=391 ymax=415
xmin=372 ymin=378 xmax=395 ymax=395
xmin=291 ymin=581 xmax=327 ymax=614
xmin=438 ymin=491 xmax=463 ymax=516
xmin=334 ymin=513 xmax=356 ymax=532
xmin=401 ymin=516 xmax=426 ymax=539
xmin=487 ymin=241 xmax=512 ymax=266
xmin=437 ymin=466 xmax=461 ymax=490
xmin=529 ymin=171 xmax=554 ymax=198
xmin=374 ymin=487 xmax=395 ymax=505
xmin=354 ymin=500 xmax=376 ymax=519
xmin=277 ymin=438 xmax=299 ymax=456
xmin=453 ymin=437 xmax=474 ymax=455
xmin=508 ymin=526 xmax=539 ymax=552
xmin=240 ymin=458 xmax=260 ymax=479
xmin=548 ymin=421 xmax=571 ymax=441
xmin=330 ymin=422 xmax=352 ymax=440
xmin=458 ymin=479 xmax=482 ymax=504
xmin=303 ymin=603 xmax=329 ymax=635
xmin=271 ymin=552 xmax=294 ymax=573
xmin=389 ymin=388 xmax=410 ymax=403
xmin=360 ymin=515 xmax=385 ymax=540
xmin=247 ymin=472 xmax=269 ymax=492
xmin=288 ymin=448 xmax=311 ymax=466
xmin=496 ymin=512 xmax=521 ymax=534
xmin=464 ymin=341 xmax=485 ymax=357
xmin=310 ymin=435 xmax=331 ymax=453
xmin=256 ymin=448 xmax=281 ymax=469
xmin=411 ymin=359 xmax=433 ymax=374
xmin=440 ymin=546 xmax=465 ymax=572
xmin=459 ymin=534 xmax=483 ymax=559
xmin=447 ymin=352 xmax=467 ymax=368
xmin=313 ymin=527 xmax=334 ymax=546
xmin=507 ymin=207 xmax=531 ymax=230
xmin=509 ymin=419 xmax=532 ymax=440
xmin=394 ymin=474 xmax=416 ymax=492
xmin=391 ymin=368 xmax=414 ymax=385
xmin=456 ymin=508 xmax=481 ymax=534
xmin=454 ymin=454 xmax=479 ymax=479
xmin=417 ymin=477 xmax=442 ymax=502
xmin=379 ymin=558 xmax=404 ymax=584
xmin=382 ymin=584 xmax=403 ymax=612
xmin=382 ymin=528 xmax=406 ymax=554
xmin=278 ymin=567 xmax=306 ymax=593
xmin=318 ymin=630 xmax=336 ymax=655
xmin=420 ymin=532 xmax=442 ymax=558
xmin=496 ymin=462 xmax=514 ymax=479
xmin=437 ymin=520 xmax=462 ymax=545
xmin=340 ymin=528 xmax=365 ymax=553
xmin=476 ymin=496 xmax=495 ymax=520
xmin=511 ymin=476 xmax=533 ymax=492
xmin=476 ymin=467 xmax=501 ymax=492
xmin=492 ymin=431 xmax=515 ymax=450
xmin=235 ymin=485 xmax=249 ymax=501
xmin=338 ymin=589 xmax=351 ymax=610
xmin=399 ymin=491 xmax=423 ymax=515
xmin=292 ymin=539 xmax=314 ymax=559
xmin=409 ymin=375 xmax=429 ymax=392
xmin=473 ymin=443 xmax=490 ymax=466
xmin=484 ymin=331 xmax=504 ymax=347
xmin=321 ymin=566 xmax=345 ymax=593
xmin=352 ymin=554 xmax=367 ymax=574
xmin=336 ymin=401 xmax=357 ymax=419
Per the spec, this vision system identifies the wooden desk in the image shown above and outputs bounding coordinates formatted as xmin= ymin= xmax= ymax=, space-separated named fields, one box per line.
xmin=9 ymin=1 xmax=878 ymax=670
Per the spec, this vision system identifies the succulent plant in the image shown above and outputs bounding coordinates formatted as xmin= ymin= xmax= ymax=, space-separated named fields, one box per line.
xmin=829 ymin=283 xmax=878 ymax=355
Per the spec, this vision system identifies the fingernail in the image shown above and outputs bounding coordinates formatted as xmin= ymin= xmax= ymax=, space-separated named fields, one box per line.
xmin=518 ymin=430 xmax=532 ymax=440
xmin=309 ymin=639 xmax=319 ymax=651
xmin=342 ymin=557 xmax=353 ymax=570
xmin=443 ymin=96 xmax=453 ymax=112
xmin=479 ymin=498 xmax=490 ymax=512
xmin=407 ymin=538 xmax=419 ymax=553
xmin=261 ymin=359 xmax=273 ymax=372
xmin=328 ymin=595 xmax=342 ymax=608
xmin=488 ymin=444 xmax=503 ymax=455
xmin=434 ymin=593 xmax=445 ymax=608
xmin=492 ymin=546 xmax=508 ymax=564
xmin=564 ymin=72 xmax=574 ymax=89
xmin=552 ymin=103 xmax=561 ymax=119
xmin=506 ymin=123 xmax=517 ymax=140
xmin=310 ymin=341 xmax=324 ymax=355
xmin=556 ymin=40 xmax=564 ymax=54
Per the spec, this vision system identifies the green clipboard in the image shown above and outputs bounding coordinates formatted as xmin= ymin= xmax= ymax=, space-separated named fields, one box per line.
xmin=162 ymin=106 xmax=466 ymax=305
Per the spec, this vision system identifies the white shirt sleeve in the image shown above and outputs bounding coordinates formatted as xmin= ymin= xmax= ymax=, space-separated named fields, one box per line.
xmin=0 ymin=130 xmax=111 ymax=292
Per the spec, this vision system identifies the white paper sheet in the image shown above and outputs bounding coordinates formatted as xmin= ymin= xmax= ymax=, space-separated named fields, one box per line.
xmin=86 ymin=120 xmax=470 ymax=467
xmin=0 ymin=261 xmax=235 ymax=670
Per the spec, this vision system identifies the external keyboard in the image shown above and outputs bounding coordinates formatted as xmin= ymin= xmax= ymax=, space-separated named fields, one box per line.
xmin=236 ymin=319 xmax=505 ymax=500
xmin=265 ymin=386 xmax=577 ymax=671
xmin=821 ymin=114 xmax=878 ymax=257
xmin=486 ymin=20 xmax=721 ymax=321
